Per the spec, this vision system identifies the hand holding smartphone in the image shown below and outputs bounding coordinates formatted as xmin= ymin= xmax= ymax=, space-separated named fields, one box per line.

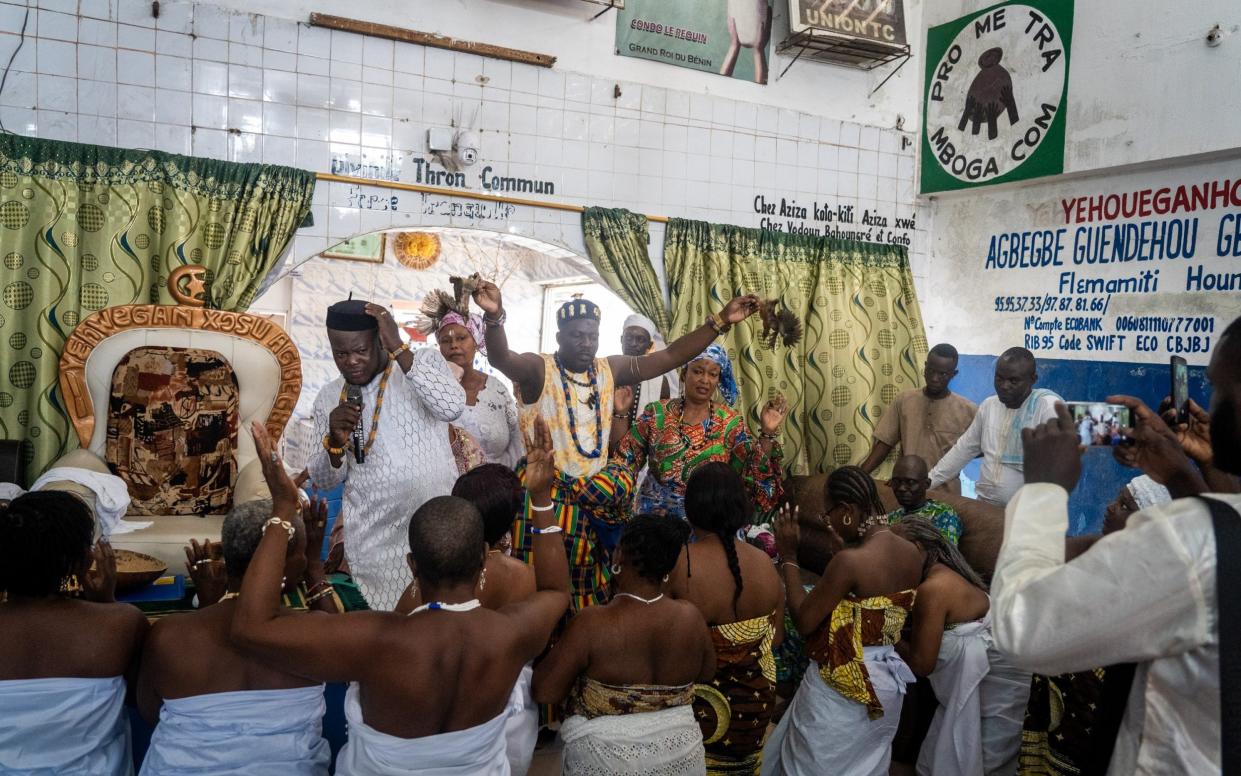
xmin=1170 ymin=356 xmax=1189 ymax=425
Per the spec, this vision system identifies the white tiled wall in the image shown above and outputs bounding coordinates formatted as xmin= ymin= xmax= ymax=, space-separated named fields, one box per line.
xmin=0 ymin=0 xmax=929 ymax=297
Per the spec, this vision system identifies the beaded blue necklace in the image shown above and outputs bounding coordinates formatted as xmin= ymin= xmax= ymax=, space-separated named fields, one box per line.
xmin=554 ymin=353 xmax=603 ymax=459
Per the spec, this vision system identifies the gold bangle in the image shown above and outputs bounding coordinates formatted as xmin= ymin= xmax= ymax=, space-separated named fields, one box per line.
xmin=389 ymin=341 xmax=411 ymax=360
xmin=707 ymin=312 xmax=730 ymax=335
xmin=322 ymin=434 xmax=346 ymax=456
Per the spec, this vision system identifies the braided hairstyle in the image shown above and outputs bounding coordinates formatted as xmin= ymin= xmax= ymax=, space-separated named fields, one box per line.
xmin=685 ymin=462 xmax=751 ymax=616
xmin=618 ymin=514 xmax=691 ymax=585
xmin=826 ymin=465 xmax=887 ymax=518
xmin=0 ymin=491 xmax=94 ymax=597
xmin=893 ymin=517 xmax=988 ymax=591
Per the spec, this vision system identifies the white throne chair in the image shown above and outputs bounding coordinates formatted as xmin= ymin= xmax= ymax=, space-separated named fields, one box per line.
xmin=55 ymin=266 xmax=302 ymax=568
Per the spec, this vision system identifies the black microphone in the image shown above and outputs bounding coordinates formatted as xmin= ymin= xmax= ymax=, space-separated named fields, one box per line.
xmin=346 ymin=384 xmax=365 ymax=464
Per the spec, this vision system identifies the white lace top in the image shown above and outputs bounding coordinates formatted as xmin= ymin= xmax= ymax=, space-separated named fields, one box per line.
xmin=457 ymin=376 xmax=524 ymax=468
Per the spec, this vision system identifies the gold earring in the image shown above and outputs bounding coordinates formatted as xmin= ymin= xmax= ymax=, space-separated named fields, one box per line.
xmin=478 ymin=566 xmax=487 ymax=591
xmin=842 ymin=514 xmax=853 ymax=526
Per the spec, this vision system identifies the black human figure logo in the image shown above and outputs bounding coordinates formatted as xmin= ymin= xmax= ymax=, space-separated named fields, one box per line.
xmin=957 ymin=47 xmax=1019 ymax=140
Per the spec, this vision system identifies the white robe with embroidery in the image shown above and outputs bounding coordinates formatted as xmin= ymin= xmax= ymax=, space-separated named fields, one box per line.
xmin=310 ymin=347 xmax=465 ymax=610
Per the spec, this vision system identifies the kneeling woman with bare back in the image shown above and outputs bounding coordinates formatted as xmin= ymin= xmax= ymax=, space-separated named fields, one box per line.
xmin=763 ymin=465 xmax=924 ymax=776
xmin=894 ymin=518 xmax=1030 ymax=776
xmin=667 ymin=462 xmax=785 ymax=775
xmin=533 ymin=515 xmax=716 ymax=775
xmin=0 ymin=492 xmax=148 ymax=774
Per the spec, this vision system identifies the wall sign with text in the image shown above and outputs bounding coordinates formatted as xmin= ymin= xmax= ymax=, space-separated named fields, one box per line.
xmin=788 ymin=0 xmax=906 ymax=48
xmin=616 ymin=0 xmax=774 ymax=85
xmin=927 ymin=160 xmax=1241 ymax=366
xmin=921 ymin=1 xmax=1073 ymax=193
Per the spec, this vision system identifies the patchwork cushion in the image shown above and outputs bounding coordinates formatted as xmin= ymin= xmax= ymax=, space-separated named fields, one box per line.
xmin=105 ymin=346 xmax=239 ymax=516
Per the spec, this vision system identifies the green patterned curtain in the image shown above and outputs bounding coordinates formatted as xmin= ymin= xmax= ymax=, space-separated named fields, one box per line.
xmin=581 ymin=207 xmax=671 ymax=336
xmin=0 ymin=134 xmax=316 ymax=485
xmin=665 ymin=219 xmax=928 ymax=476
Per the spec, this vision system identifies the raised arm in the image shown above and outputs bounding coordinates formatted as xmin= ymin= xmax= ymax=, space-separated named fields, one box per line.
xmin=992 ymin=407 xmax=1210 ymax=673
xmin=613 ymin=398 xmax=655 ymax=471
xmin=500 ymin=415 xmax=571 ymax=661
xmin=730 ymin=396 xmax=786 ymax=511
xmin=608 ymin=296 xmax=760 ymax=387
xmin=405 ymin=347 xmax=466 ymax=423
xmin=928 ymin=408 xmax=985 ymax=489
xmin=992 ymin=484 xmax=1209 ymax=673
xmin=308 ymin=388 xmax=351 ymax=490
xmin=231 ymin=422 xmax=389 ymax=684
xmin=472 ymin=279 xmax=544 ymax=397
xmin=774 ymin=504 xmax=856 ymax=636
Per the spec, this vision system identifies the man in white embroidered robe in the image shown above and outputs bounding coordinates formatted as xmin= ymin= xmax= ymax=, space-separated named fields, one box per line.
xmin=309 ymin=299 xmax=465 ymax=611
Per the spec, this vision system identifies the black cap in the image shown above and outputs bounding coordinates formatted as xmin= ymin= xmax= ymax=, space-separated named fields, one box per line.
xmin=326 ymin=299 xmax=377 ymax=331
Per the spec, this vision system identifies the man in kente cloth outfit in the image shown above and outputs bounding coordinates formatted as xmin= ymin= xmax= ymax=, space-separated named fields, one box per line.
xmin=472 ymin=279 xmax=759 ymax=612
xmin=309 ymin=299 xmax=465 ymax=611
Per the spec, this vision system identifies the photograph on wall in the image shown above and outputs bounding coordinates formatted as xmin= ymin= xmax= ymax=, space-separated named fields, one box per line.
xmin=788 ymin=0 xmax=906 ymax=47
xmin=921 ymin=0 xmax=1073 ymax=194
xmin=616 ymin=0 xmax=774 ymax=84
xmin=321 ymin=232 xmax=387 ymax=263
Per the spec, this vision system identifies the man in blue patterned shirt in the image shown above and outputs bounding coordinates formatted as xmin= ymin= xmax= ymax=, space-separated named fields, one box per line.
xmin=887 ymin=455 xmax=962 ymax=545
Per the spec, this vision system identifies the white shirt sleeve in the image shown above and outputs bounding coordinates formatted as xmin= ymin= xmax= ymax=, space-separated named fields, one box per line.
xmin=405 ymin=347 xmax=466 ymax=423
xmin=308 ymin=386 xmax=348 ymax=490
xmin=1034 ymin=394 xmax=1061 ymax=424
xmin=990 ymin=483 xmax=1212 ymax=675
xmin=928 ymin=402 xmax=986 ymax=488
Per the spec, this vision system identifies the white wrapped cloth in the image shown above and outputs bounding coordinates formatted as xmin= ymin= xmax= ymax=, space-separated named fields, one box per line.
xmin=0 ymin=675 xmax=132 ymax=775
xmin=560 ymin=704 xmax=705 ymax=775
xmin=980 ymin=641 xmax=1031 ymax=775
xmin=0 ymin=465 xmax=132 ymax=539
xmin=139 ymin=685 xmax=330 ymax=775
xmin=762 ymin=647 xmax=914 ymax=776
xmin=335 ymin=682 xmax=509 ymax=775
xmin=504 ymin=664 xmax=537 ymax=776
xmin=917 ymin=616 xmax=992 ymax=776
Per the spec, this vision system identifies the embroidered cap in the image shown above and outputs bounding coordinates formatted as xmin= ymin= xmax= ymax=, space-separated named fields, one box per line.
xmin=557 ymin=299 xmax=601 ymax=329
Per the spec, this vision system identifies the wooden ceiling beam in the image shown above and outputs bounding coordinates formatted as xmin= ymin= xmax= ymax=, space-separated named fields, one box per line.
xmin=308 ymin=13 xmax=557 ymax=69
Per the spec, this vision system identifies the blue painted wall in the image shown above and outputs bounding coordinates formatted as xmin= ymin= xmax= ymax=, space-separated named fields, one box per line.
xmin=952 ymin=354 xmax=1212 ymax=535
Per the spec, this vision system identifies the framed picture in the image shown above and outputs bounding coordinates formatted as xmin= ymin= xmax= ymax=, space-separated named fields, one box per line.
xmin=321 ymin=232 xmax=387 ymax=263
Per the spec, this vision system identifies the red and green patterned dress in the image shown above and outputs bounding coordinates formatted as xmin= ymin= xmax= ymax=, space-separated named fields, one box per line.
xmin=616 ymin=399 xmax=784 ymax=519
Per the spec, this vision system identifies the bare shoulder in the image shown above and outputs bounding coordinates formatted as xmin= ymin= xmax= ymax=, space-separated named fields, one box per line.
xmin=735 ymin=540 xmax=777 ymax=570
xmin=667 ymin=598 xmax=708 ymax=626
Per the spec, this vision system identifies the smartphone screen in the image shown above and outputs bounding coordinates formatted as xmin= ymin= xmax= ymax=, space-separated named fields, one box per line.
xmin=1171 ymin=356 xmax=1189 ymax=424
xmin=1065 ymin=402 xmax=1133 ymax=446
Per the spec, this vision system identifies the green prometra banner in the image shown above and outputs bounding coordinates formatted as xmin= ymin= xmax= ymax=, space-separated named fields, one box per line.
xmin=616 ymin=0 xmax=774 ymax=85
xmin=921 ymin=1 xmax=1073 ymax=193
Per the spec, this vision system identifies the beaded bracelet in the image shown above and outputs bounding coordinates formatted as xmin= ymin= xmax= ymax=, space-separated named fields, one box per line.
xmin=483 ymin=310 xmax=507 ymax=327
xmin=529 ymin=502 xmax=555 ymax=512
xmin=531 ymin=525 xmax=563 ymax=534
xmin=262 ymin=517 xmax=295 ymax=543
xmin=305 ymin=586 xmax=334 ymax=605
xmin=322 ymin=434 xmax=346 ymax=456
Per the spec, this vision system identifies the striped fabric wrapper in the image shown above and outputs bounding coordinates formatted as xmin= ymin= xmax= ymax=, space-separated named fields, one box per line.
xmin=511 ymin=461 xmax=635 ymax=612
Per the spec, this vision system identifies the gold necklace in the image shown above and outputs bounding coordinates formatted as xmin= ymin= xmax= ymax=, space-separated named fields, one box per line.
xmin=336 ymin=361 xmax=396 ymax=459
